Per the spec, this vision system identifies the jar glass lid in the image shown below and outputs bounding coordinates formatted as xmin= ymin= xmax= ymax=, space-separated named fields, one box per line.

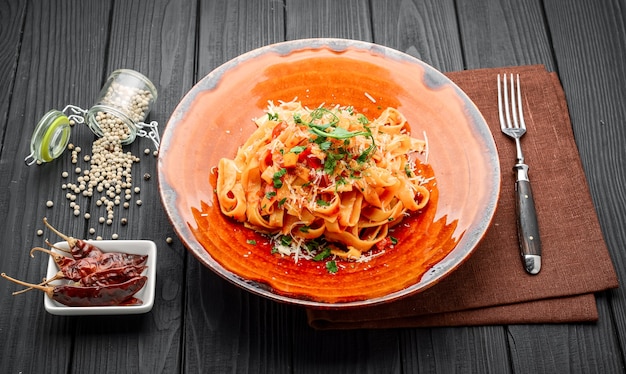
xmin=25 ymin=109 xmax=72 ymax=165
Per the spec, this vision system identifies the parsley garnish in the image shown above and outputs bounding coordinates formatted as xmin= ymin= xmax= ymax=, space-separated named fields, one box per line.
xmin=280 ymin=235 xmax=292 ymax=246
xmin=326 ymin=260 xmax=338 ymax=274
xmin=404 ymin=164 xmax=412 ymax=177
xmin=313 ymin=247 xmax=331 ymax=261
xmin=290 ymin=145 xmax=307 ymax=154
xmin=316 ymin=199 xmax=330 ymax=207
xmin=273 ymin=168 xmax=287 ymax=189
xmin=268 ymin=112 xmax=279 ymax=121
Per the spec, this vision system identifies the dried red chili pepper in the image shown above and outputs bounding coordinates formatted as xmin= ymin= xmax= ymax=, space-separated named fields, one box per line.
xmin=98 ymin=251 xmax=148 ymax=267
xmin=80 ymin=265 xmax=146 ymax=286
xmin=29 ymin=247 xmax=147 ymax=284
xmin=43 ymin=217 xmax=104 ymax=259
xmin=1 ymin=272 xmax=147 ymax=307
xmin=43 ymin=240 xmax=148 ymax=269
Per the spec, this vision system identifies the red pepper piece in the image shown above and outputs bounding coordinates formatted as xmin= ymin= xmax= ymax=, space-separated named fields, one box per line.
xmin=1 ymin=273 xmax=147 ymax=307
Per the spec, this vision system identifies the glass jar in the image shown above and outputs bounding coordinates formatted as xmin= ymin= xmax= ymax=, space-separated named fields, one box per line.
xmin=86 ymin=69 xmax=158 ymax=145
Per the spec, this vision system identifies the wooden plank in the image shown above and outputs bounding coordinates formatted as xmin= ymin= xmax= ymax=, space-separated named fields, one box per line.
xmin=400 ymin=326 xmax=510 ymax=373
xmin=285 ymin=0 xmax=373 ymax=41
xmin=64 ymin=0 xmax=197 ymax=373
xmin=543 ymin=0 xmax=626 ymax=366
xmin=457 ymin=0 xmax=555 ymax=70
xmin=184 ymin=261 xmax=294 ymax=373
xmin=0 ymin=0 xmax=26 ymax=146
xmin=196 ymin=0 xmax=286 ymax=75
xmin=184 ymin=1 xmax=291 ymax=372
xmin=292 ymin=313 xmax=402 ymax=374
xmin=370 ymin=0 xmax=463 ymax=72
xmin=0 ymin=1 xmax=110 ymax=372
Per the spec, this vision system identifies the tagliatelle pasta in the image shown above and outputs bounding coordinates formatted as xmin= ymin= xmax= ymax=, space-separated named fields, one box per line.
xmin=216 ymin=100 xmax=431 ymax=264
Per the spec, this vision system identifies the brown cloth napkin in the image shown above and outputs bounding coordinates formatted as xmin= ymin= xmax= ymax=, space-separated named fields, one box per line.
xmin=306 ymin=65 xmax=619 ymax=329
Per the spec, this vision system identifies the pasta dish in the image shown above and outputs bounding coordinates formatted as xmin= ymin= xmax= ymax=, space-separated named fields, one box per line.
xmin=216 ymin=100 xmax=431 ymax=267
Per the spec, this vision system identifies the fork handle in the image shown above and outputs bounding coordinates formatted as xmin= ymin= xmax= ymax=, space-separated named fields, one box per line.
xmin=514 ymin=163 xmax=542 ymax=275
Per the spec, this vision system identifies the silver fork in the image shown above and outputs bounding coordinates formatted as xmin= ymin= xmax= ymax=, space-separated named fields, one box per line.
xmin=497 ymin=74 xmax=542 ymax=275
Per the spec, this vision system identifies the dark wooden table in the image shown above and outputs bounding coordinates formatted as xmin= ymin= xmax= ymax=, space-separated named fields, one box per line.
xmin=1 ymin=0 xmax=625 ymax=372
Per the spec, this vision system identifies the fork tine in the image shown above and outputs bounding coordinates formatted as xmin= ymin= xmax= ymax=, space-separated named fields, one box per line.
xmin=503 ymin=74 xmax=512 ymax=129
xmin=498 ymin=75 xmax=505 ymax=130
xmin=510 ymin=74 xmax=519 ymax=129
xmin=515 ymin=74 xmax=526 ymax=130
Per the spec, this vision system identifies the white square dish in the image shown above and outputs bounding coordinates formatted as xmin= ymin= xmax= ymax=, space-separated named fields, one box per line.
xmin=44 ymin=240 xmax=156 ymax=315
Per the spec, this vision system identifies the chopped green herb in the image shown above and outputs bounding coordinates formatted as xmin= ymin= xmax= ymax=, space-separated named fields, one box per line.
xmin=293 ymin=113 xmax=302 ymax=124
xmin=315 ymin=139 xmax=332 ymax=150
xmin=246 ymin=239 xmax=257 ymax=245
xmin=405 ymin=164 xmax=413 ymax=177
xmin=268 ymin=112 xmax=279 ymax=121
xmin=265 ymin=191 xmax=277 ymax=199
xmin=313 ymin=247 xmax=331 ymax=261
xmin=277 ymin=197 xmax=287 ymax=207
xmin=326 ymin=260 xmax=338 ymax=274
xmin=316 ymin=199 xmax=330 ymax=207
xmin=273 ymin=168 xmax=287 ymax=189
xmin=323 ymin=154 xmax=339 ymax=175
xmin=390 ymin=236 xmax=398 ymax=245
xmin=280 ymin=235 xmax=292 ymax=246
xmin=357 ymin=114 xmax=369 ymax=124
xmin=290 ymin=145 xmax=307 ymax=154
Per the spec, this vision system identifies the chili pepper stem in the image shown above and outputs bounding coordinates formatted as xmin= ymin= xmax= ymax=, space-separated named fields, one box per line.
xmin=30 ymin=246 xmax=66 ymax=261
xmin=11 ymin=274 xmax=63 ymax=295
xmin=43 ymin=217 xmax=78 ymax=248
xmin=44 ymin=239 xmax=71 ymax=253
xmin=1 ymin=273 xmax=53 ymax=298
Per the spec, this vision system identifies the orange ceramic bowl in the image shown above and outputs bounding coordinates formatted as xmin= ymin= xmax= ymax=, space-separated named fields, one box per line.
xmin=158 ymin=39 xmax=500 ymax=308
